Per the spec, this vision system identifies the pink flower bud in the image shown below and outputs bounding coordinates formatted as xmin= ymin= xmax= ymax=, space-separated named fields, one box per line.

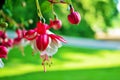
xmin=68 ymin=7 xmax=81 ymax=24
xmin=0 ymin=46 xmax=8 ymax=58
xmin=49 ymin=19 xmax=62 ymax=30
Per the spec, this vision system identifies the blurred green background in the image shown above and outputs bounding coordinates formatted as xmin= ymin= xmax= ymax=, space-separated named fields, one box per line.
xmin=2 ymin=0 xmax=120 ymax=38
xmin=0 ymin=0 xmax=120 ymax=80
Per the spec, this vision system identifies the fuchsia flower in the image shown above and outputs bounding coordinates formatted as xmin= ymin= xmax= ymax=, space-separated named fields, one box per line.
xmin=13 ymin=29 xmax=26 ymax=45
xmin=0 ymin=30 xmax=13 ymax=68
xmin=68 ymin=5 xmax=81 ymax=24
xmin=1 ymin=38 xmax=13 ymax=47
xmin=0 ymin=30 xmax=13 ymax=48
xmin=13 ymin=29 xmax=29 ymax=56
xmin=24 ymin=21 xmax=66 ymax=72
xmin=0 ymin=46 xmax=8 ymax=68
xmin=49 ymin=19 xmax=62 ymax=30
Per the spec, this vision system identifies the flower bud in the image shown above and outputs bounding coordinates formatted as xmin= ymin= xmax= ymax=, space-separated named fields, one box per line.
xmin=68 ymin=5 xmax=81 ymax=24
xmin=49 ymin=19 xmax=62 ymax=30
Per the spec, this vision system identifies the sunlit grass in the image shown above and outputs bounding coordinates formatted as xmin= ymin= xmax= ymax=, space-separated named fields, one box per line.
xmin=0 ymin=46 xmax=120 ymax=80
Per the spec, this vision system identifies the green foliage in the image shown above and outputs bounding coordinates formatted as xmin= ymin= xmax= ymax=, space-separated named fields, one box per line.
xmin=1 ymin=0 xmax=118 ymax=38
xmin=72 ymin=0 xmax=118 ymax=31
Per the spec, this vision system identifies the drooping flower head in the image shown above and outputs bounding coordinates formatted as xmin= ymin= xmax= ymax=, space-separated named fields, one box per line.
xmin=24 ymin=21 xmax=66 ymax=72
xmin=13 ymin=29 xmax=29 ymax=56
xmin=13 ymin=29 xmax=27 ymax=45
xmin=2 ymin=38 xmax=13 ymax=47
xmin=0 ymin=30 xmax=13 ymax=68
xmin=49 ymin=19 xmax=62 ymax=30
xmin=0 ymin=30 xmax=13 ymax=48
xmin=68 ymin=5 xmax=81 ymax=24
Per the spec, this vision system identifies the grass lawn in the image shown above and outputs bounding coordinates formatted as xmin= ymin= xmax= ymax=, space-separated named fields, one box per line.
xmin=0 ymin=45 xmax=120 ymax=80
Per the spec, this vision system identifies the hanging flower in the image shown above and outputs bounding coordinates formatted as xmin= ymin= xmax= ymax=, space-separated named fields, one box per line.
xmin=13 ymin=29 xmax=27 ymax=45
xmin=68 ymin=5 xmax=81 ymax=24
xmin=2 ymin=38 xmax=13 ymax=47
xmin=0 ymin=30 xmax=12 ymax=68
xmin=24 ymin=21 xmax=66 ymax=72
xmin=13 ymin=29 xmax=29 ymax=56
xmin=0 ymin=46 xmax=8 ymax=68
xmin=49 ymin=19 xmax=62 ymax=30
xmin=0 ymin=30 xmax=13 ymax=48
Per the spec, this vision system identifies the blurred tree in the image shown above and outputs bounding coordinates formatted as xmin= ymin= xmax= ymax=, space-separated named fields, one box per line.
xmin=0 ymin=0 xmax=118 ymax=38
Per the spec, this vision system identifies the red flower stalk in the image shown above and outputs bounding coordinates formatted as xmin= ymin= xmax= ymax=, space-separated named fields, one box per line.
xmin=68 ymin=5 xmax=81 ymax=24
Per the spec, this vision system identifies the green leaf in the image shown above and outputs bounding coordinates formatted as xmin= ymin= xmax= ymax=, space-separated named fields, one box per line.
xmin=64 ymin=0 xmax=72 ymax=4
xmin=41 ymin=1 xmax=52 ymax=14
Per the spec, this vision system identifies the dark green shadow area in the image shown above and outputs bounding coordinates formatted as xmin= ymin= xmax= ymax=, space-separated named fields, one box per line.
xmin=0 ymin=67 xmax=120 ymax=80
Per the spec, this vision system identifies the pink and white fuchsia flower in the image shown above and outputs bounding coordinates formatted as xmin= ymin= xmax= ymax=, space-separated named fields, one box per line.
xmin=13 ymin=29 xmax=29 ymax=56
xmin=0 ymin=31 xmax=13 ymax=48
xmin=24 ymin=21 xmax=66 ymax=72
xmin=0 ymin=30 xmax=13 ymax=68
xmin=0 ymin=46 xmax=8 ymax=68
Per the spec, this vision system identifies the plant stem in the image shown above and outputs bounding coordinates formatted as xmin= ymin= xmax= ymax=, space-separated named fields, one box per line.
xmin=35 ymin=0 xmax=43 ymax=19
xmin=51 ymin=3 xmax=57 ymax=19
